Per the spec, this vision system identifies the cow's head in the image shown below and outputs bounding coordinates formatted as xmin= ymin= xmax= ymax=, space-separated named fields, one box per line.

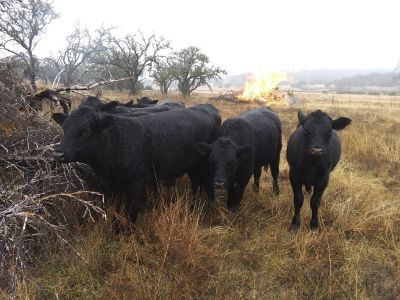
xmin=80 ymin=96 xmax=104 ymax=109
xmin=195 ymin=137 xmax=253 ymax=189
xmin=298 ymin=110 xmax=351 ymax=156
xmin=52 ymin=107 xmax=113 ymax=163
xmin=137 ymin=96 xmax=158 ymax=105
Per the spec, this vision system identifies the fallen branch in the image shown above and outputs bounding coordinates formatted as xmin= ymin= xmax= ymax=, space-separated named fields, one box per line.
xmin=58 ymin=75 xmax=135 ymax=91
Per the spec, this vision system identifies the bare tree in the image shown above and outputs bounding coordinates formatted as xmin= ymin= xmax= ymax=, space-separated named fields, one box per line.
xmin=36 ymin=57 xmax=58 ymax=85
xmin=152 ymin=59 xmax=175 ymax=94
xmin=0 ymin=0 xmax=59 ymax=91
xmin=102 ymin=32 xmax=170 ymax=94
xmin=48 ymin=25 xmax=110 ymax=88
xmin=170 ymin=46 xmax=226 ymax=97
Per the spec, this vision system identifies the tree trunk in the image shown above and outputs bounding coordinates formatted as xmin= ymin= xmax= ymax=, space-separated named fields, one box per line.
xmin=129 ymin=76 xmax=139 ymax=94
xmin=178 ymin=80 xmax=190 ymax=98
xmin=28 ymin=53 xmax=37 ymax=92
xmin=160 ymin=82 xmax=168 ymax=95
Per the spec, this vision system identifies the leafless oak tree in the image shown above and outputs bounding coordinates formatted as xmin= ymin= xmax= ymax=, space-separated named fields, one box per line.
xmin=0 ymin=0 xmax=58 ymax=92
xmin=48 ymin=25 xmax=110 ymax=88
xmin=102 ymin=32 xmax=170 ymax=93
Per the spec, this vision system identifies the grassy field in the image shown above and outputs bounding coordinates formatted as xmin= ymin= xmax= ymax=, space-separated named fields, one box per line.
xmin=20 ymin=91 xmax=400 ymax=299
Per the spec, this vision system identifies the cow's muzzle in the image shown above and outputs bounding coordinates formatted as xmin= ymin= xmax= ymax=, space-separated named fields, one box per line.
xmin=53 ymin=150 xmax=66 ymax=162
xmin=214 ymin=181 xmax=226 ymax=189
xmin=310 ymin=146 xmax=324 ymax=156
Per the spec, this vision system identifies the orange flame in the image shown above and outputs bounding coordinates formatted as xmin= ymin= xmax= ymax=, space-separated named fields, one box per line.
xmin=240 ymin=72 xmax=287 ymax=101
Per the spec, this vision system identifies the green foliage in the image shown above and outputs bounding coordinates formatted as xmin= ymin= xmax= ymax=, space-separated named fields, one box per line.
xmin=152 ymin=60 xmax=175 ymax=94
xmin=170 ymin=46 xmax=226 ymax=97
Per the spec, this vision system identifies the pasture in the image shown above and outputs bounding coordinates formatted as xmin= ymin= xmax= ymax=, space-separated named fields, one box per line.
xmin=9 ymin=92 xmax=400 ymax=299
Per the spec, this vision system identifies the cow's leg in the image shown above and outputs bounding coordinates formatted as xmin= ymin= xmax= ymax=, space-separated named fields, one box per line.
xmin=205 ymin=182 xmax=214 ymax=202
xmin=188 ymin=169 xmax=201 ymax=197
xmin=270 ymin=157 xmax=280 ymax=196
xmin=289 ymin=171 xmax=304 ymax=232
xmin=310 ymin=183 xmax=327 ymax=230
xmin=127 ymin=181 xmax=146 ymax=223
xmin=228 ymin=176 xmax=250 ymax=211
xmin=253 ymin=164 xmax=262 ymax=193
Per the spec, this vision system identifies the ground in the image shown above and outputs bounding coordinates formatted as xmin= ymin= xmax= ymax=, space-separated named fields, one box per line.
xmin=12 ymin=91 xmax=400 ymax=299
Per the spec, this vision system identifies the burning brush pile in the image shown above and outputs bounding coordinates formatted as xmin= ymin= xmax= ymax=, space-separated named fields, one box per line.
xmin=0 ymin=65 xmax=105 ymax=296
xmin=210 ymin=72 xmax=288 ymax=104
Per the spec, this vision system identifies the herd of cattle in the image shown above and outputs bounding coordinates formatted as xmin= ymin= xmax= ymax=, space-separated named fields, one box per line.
xmin=52 ymin=96 xmax=351 ymax=231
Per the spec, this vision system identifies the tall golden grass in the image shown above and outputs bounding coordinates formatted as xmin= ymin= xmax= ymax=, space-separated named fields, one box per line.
xmin=23 ymin=91 xmax=400 ymax=299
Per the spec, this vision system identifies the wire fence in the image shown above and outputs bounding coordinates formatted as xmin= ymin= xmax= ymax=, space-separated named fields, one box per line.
xmin=197 ymin=89 xmax=400 ymax=110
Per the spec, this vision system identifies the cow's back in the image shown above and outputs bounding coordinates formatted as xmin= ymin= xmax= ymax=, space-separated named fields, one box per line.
xmin=238 ymin=108 xmax=281 ymax=164
xmin=138 ymin=104 xmax=221 ymax=180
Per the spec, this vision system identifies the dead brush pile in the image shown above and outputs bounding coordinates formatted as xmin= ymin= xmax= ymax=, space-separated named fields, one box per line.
xmin=0 ymin=73 xmax=105 ymax=297
xmin=0 ymin=62 xmax=32 ymax=137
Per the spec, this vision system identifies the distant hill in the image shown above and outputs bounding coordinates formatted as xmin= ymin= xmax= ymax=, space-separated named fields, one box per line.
xmin=214 ymin=69 xmax=398 ymax=90
xmin=289 ymin=68 xmax=392 ymax=84
xmin=331 ymin=72 xmax=399 ymax=89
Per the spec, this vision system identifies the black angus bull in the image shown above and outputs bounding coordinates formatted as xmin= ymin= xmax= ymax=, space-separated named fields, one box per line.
xmin=195 ymin=108 xmax=282 ymax=210
xmin=52 ymin=104 xmax=221 ymax=221
xmin=286 ymin=110 xmax=351 ymax=231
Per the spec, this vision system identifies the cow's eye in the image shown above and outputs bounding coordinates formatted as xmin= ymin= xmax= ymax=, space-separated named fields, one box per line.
xmin=81 ymin=129 xmax=91 ymax=137
xmin=303 ymin=128 xmax=310 ymax=136
xmin=324 ymin=130 xmax=331 ymax=140
xmin=227 ymin=161 xmax=235 ymax=169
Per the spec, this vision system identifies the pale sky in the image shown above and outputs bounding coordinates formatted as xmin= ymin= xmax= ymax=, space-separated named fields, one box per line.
xmin=35 ymin=0 xmax=399 ymax=74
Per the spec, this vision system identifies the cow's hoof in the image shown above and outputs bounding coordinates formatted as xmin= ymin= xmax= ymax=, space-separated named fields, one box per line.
xmin=289 ymin=223 xmax=300 ymax=232
xmin=253 ymin=185 xmax=260 ymax=193
xmin=310 ymin=220 xmax=319 ymax=231
xmin=273 ymin=187 xmax=280 ymax=196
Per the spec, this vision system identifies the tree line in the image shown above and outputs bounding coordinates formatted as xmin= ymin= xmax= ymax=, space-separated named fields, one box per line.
xmin=0 ymin=0 xmax=226 ymax=97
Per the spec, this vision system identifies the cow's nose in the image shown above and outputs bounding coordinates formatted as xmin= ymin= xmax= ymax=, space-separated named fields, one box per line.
xmin=310 ymin=147 xmax=324 ymax=156
xmin=53 ymin=150 xmax=65 ymax=161
xmin=214 ymin=181 xmax=226 ymax=189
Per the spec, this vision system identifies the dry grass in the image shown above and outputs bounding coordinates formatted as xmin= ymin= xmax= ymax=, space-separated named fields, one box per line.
xmin=11 ymin=91 xmax=400 ymax=299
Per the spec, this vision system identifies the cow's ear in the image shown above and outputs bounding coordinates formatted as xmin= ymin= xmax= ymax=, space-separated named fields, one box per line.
xmin=298 ymin=110 xmax=306 ymax=126
xmin=151 ymin=100 xmax=158 ymax=104
xmin=94 ymin=115 xmax=113 ymax=131
xmin=52 ymin=113 xmax=68 ymax=125
xmin=237 ymin=145 xmax=253 ymax=161
xmin=99 ymin=101 xmax=119 ymax=112
xmin=125 ymin=100 xmax=134 ymax=107
xmin=195 ymin=142 xmax=211 ymax=156
xmin=332 ymin=117 xmax=352 ymax=130
xmin=136 ymin=98 xmax=140 ymax=103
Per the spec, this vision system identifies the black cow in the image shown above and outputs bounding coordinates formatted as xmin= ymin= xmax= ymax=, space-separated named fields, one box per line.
xmin=108 ymin=97 xmax=159 ymax=108
xmin=80 ymin=96 xmax=158 ymax=109
xmin=195 ymin=108 xmax=282 ymax=210
xmin=135 ymin=96 xmax=158 ymax=106
xmin=52 ymin=104 xmax=221 ymax=221
xmin=77 ymin=96 xmax=184 ymax=116
xmin=286 ymin=110 xmax=351 ymax=231
xmin=97 ymin=101 xmax=184 ymax=115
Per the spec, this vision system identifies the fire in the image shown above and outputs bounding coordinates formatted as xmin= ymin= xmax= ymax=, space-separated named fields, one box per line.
xmin=240 ymin=72 xmax=287 ymax=101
